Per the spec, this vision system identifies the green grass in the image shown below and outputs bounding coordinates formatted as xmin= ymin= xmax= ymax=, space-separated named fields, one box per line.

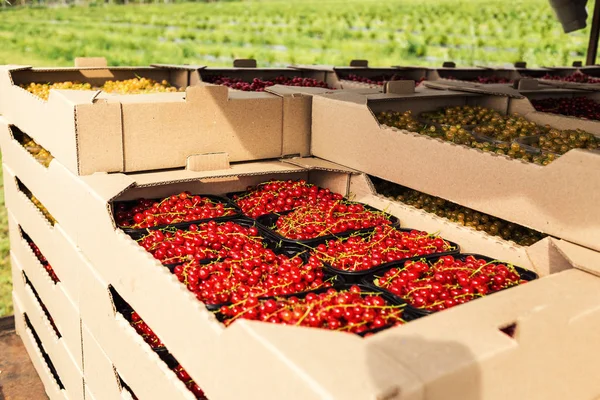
xmin=0 ymin=154 xmax=12 ymax=317
xmin=0 ymin=0 xmax=594 ymax=68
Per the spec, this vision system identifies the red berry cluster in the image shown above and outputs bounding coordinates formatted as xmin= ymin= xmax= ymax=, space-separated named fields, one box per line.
xmin=217 ymin=285 xmax=405 ymax=334
xmin=174 ymin=251 xmax=330 ymax=305
xmin=174 ymin=365 xmax=206 ymax=399
xmin=138 ymin=221 xmax=262 ymax=266
xmin=345 ymin=74 xmax=425 ymax=86
xmin=204 ymin=75 xmax=331 ymax=91
xmin=130 ymin=311 xmax=164 ymax=350
xmin=28 ymin=241 xmax=60 ymax=283
xmin=232 ymin=179 xmax=343 ymax=218
xmin=115 ymin=192 xmax=237 ymax=229
xmin=273 ymin=201 xmax=392 ymax=240
xmin=374 ymin=255 xmax=527 ymax=312
xmin=539 ymin=72 xmax=600 ymax=84
xmin=313 ymin=225 xmax=455 ymax=272
xmin=531 ymin=96 xmax=600 ymax=121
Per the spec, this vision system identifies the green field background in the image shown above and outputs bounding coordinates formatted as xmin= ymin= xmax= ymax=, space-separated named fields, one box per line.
xmin=0 ymin=0 xmax=595 ymax=316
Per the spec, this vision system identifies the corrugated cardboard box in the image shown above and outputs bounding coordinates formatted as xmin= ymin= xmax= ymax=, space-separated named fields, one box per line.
xmin=310 ymin=87 xmax=600 ymax=252
xmin=292 ymin=60 xmax=428 ymax=90
xmin=0 ymin=64 xmax=318 ymax=175
xmin=199 ymin=59 xmax=341 ymax=89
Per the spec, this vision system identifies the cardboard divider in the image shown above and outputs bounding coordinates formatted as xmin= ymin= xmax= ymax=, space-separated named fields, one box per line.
xmin=367 ymin=268 xmax=600 ymax=400
xmin=13 ymin=295 xmax=70 ymax=400
xmin=0 ymin=71 xmax=313 ymax=174
xmin=310 ymin=90 xmax=600 ymax=252
xmin=78 ymin=259 xmax=201 ymax=400
xmin=2 ymin=163 xmax=84 ymax=304
xmin=11 ymin=257 xmax=84 ymax=400
xmin=9 ymin=236 xmax=82 ymax=370
xmin=81 ymin=323 xmax=185 ymax=400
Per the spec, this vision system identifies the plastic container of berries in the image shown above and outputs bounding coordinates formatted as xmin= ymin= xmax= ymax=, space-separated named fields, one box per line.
xmin=362 ymin=253 xmax=539 ymax=318
xmin=134 ymin=217 xmax=273 ymax=270
xmin=212 ymin=283 xmax=414 ymax=336
xmin=199 ymin=248 xmax=347 ymax=312
xmin=256 ymin=203 xmax=401 ymax=248
xmin=311 ymin=228 xmax=460 ymax=283
xmin=114 ymin=194 xmax=242 ymax=235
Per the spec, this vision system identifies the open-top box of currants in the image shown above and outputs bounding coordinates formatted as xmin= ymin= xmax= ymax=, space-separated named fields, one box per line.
xmin=0 ymin=59 xmax=316 ymax=175
xmin=199 ymin=59 xmax=340 ymax=91
xmin=291 ymin=60 xmax=428 ymax=90
xmin=426 ymin=64 xmax=521 ymax=84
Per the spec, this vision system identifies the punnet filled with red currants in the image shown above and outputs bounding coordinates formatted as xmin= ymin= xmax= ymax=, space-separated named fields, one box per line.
xmin=368 ymin=254 xmax=538 ymax=315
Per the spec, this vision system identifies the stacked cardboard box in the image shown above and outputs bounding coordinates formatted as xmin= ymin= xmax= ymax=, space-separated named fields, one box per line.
xmin=2 ymin=59 xmax=600 ymax=400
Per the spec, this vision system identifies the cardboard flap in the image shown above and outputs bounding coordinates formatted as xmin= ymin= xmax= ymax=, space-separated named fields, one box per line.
xmin=186 ymin=153 xmax=230 ymax=172
xmin=74 ymin=57 xmax=108 ymax=68
xmin=349 ymin=60 xmax=369 ymax=67
xmin=317 ymin=91 xmax=368 ymax=105
xmin=80 ymin=173 xmax=137 ymax=203
xmin=48 ymin=89 xmax=102 ymax=105
xmin=514 ymin=79 xmax=540 ymax=90
xmin=232 ymin=59 xmax=257 ymax=68
xmin=149 ymin=63 xmax=206 ymax=71
xmin=423 ymin=80 xmax=524 ymax=98
xmin=383 ymin=80 xmax=415 ymax=94
xmin=2 ymin=65 xmax=33 ymax=74
xmin=282 ymin=157 xmax=358 ymax=173
xmin=128 ymin=160 xmax=308 ymax=187
xmin=551 ymin=239 xmax=600 ymax=277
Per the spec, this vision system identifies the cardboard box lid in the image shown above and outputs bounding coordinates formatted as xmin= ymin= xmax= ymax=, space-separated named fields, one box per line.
xmin=551 ymin=239 xmax=600 ymax=278
xmin=81 ymin=157 xmax=357 ymax=201
xmin=423 ymin=80 xmax=525 ymax=98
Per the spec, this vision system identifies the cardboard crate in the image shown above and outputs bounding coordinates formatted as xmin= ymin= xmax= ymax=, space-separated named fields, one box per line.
xmin=13 ymin=295 xmax=70 ymax=400
xmin=310 ymin=86 xmax=600 ymax=252
xmin=198 ymin=58 xmax=342 ymax=89
xmin=72 ymin=163 xmax=600 ymax=400
xmin=533 ymin=65 xmax=600 ymax=90
xmin=425 ymin=64 xmax=520 ymax=83
xmin=0 ymin=64 xmax=315 ymax=175
xmin=4 ymin=114 xmax=600 ymax=398
xmin=11 ymin=256 xmax=84 ymax=400
xmin=292 ymin=60 xmax=428 ymax=90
